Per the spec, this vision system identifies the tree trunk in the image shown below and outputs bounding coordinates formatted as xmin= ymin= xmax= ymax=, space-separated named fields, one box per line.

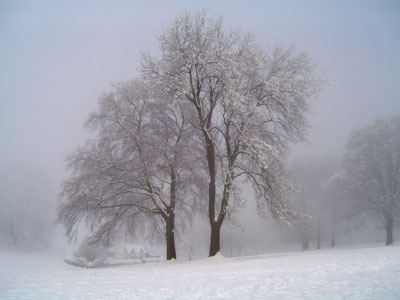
xmin=330 ymin=208 xmax=336 ymax=248
xmin=9 ymin=219 xmax=22 ymax=246
xmin=330 ymin=222 xmax=336 ymax=248
xmin=209 ymin=177 xmax=230 ymax=257
xmin=301 ymin=222 xmax=309 ymax=251
xmin=316 ymin=217 xmax=321 ymax=250
xmin=385 ymin=212 xmax=393 ymax=246
xmin=204 ymin=132 xmax=220 ymax=257
xmin=165 ymin=169 xmax=177 ymax=260
xmin=209 ymin=222 xmax=221 ymax=256
xmin=165 ymin=216 xmax=176 ymax=260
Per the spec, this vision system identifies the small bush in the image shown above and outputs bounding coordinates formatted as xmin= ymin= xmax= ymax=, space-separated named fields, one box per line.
xmin=74 ymin=241 xmax=110 ymax=262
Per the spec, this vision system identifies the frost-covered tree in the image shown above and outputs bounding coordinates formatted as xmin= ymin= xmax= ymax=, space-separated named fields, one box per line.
xmin=343 ymin=117 xmax=400 ymax=245
xmin=58 ymin=80 xmax=205 ymax=260
xmin=141 ymin=10 xmax=322 ymax=256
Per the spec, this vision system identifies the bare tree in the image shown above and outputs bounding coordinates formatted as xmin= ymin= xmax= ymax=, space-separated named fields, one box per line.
xmin=141 ymin=10 xmax=322 ymax=256
xmin=343 ymin=116 xmax=400 ymax=246
xmin=58 ymin=80 xmax=205 ymax=260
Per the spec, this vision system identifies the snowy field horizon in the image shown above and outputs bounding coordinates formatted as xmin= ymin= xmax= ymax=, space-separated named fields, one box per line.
xmin=1 ymin=243 xmax=399 ymax=299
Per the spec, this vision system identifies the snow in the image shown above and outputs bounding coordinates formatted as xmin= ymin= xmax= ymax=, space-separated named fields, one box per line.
xmin=1 ymin=245 xmax=400 ymax=299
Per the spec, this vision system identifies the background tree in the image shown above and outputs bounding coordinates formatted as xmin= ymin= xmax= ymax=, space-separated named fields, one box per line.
xmin=58 ymin=80 xmax=205 ymax=260
xmin=320 ymin=171 xmax=348 ymax=248
xmin=141 ymin=10 xmax=322 ymax=256
xmin=343 ymin=116 xmax=400 ymax=245
xmin=290 ymin=155 xmax=339 ymax=250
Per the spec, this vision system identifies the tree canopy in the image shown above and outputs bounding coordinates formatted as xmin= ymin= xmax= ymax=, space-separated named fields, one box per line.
xmin=58 ymin=10 xmax=323 ymax=258
xmin=343 ymin=116 xmax=400 ymax=245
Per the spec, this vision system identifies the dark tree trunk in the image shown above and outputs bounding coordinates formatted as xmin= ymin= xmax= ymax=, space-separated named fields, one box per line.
xmin=330 ymin=222 xmax=336 ymax=248
xmin=316 ymin=217 xmax=321 ymax=250
xmin=302 ymin=235 xmax=309 ymax=251
xmin=385 ymin=212 xmax=393 ymax=246
xmin=197 ymin=100 xmax=232 ymax=257
xmin=204 ymin=132 xmax=220 ymax=257
xmin=166 ymin=216 xmax=176 ymax=260
xmin=301 ymin=223 xmax=309 ymax=251
xmin=209 ymin=222 xmax=221 ymax=256
xmin=165 ymin=169 xmax=177 ymax=260
xmin=330 ymin=207 xmax=336 ymax=248
xmin=209 ymin=175 xmax=230 ymax=256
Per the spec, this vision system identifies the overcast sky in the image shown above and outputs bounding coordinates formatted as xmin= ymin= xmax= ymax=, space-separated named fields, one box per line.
xmin=1 ymin=0 xmax=400 ymax=190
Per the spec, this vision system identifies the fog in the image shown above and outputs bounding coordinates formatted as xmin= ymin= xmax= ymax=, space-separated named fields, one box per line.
xmin=1 ymin=0 xmax=399 ymax=259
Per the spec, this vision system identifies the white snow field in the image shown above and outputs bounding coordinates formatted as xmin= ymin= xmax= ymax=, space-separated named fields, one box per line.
xmin=1 ymin=244 xmax=399 ymax=300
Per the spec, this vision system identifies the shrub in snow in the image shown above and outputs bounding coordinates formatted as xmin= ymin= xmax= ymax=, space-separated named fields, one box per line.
xmin=74 ymin=240 xmax=110 ymax=263
xmin=111 ymin=243 xmax=161 ymax=260
xmin=123 ymin=244 xmax=146 ymax=259
xmin=65 ymin=241 xmax=163 ymax=268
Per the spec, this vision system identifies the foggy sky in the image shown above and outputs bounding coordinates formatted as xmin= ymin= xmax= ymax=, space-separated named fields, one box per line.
xmin=1 ymin=0 xmax=400 ymax=192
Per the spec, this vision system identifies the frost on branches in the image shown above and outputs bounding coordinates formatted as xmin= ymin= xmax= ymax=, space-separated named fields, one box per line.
xmin=141 ymin=10 xmax=323 ymax=256
xmin=58 ymin=10 xmax=322 ymax=259
xmin=57 ymin=80 xmax=206 ymax=260
xmin=343 ymin=116 xmax=400 ymax=245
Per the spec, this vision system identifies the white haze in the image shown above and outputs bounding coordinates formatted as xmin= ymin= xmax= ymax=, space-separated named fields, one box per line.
xmin=0 ymin=0 xmax=399 ymax=255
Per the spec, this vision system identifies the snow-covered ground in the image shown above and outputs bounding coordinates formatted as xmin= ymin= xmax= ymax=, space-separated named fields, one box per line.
xmin=1 ymin=244 xmax=399 ymax=300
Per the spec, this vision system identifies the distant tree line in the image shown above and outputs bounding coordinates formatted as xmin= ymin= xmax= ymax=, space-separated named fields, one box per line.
xmin=0 ymin=165 xmax=54 ymax=249
xmin=289 ymin=117 xmax=400 ymax=249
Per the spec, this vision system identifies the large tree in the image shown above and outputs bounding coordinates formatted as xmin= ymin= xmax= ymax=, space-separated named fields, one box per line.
xmin=58 ymin=80 xmax=205 ymax=260
xmin=141 ymin=11 xmax=322 ymax=256
xmin=343 ymin=117 xmax=400 ymax=245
